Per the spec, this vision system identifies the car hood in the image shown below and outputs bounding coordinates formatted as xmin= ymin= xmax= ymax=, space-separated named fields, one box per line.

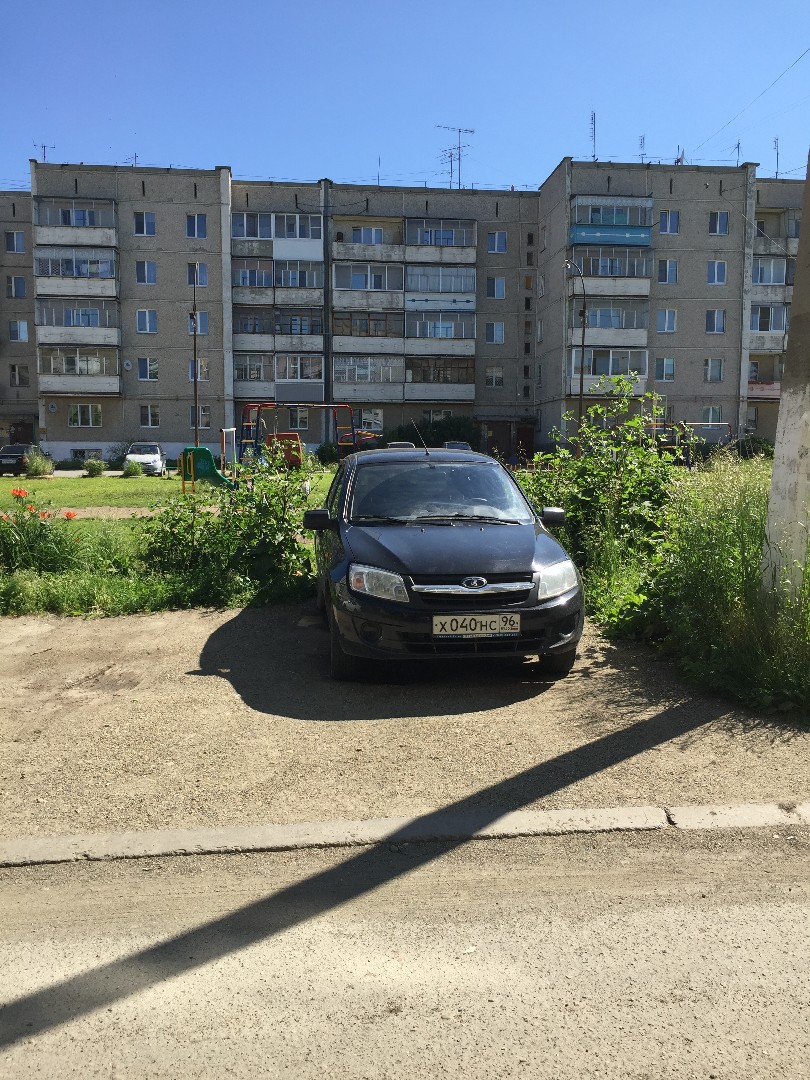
xmin=126 ymin=453 xmax=160 ymax=462
xmin=344 ymin=521 xmax=569 ymax=576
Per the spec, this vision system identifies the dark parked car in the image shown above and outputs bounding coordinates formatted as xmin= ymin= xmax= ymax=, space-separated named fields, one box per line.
xmin=304 ymin=448 xmax=584 ymax=680
xmin=0 ymin=444 xmax=36 ymax=477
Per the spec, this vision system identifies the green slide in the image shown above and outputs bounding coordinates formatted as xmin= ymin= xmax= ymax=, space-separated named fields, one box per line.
xmin=178 ymin=446 xmax=236 ymax=489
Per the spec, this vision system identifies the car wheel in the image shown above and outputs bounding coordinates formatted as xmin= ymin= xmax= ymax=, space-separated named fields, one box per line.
xmin=329 ymin=607 xmax=359 ymax=681
xmin=542 ymin=648 xmax=577 ymax=677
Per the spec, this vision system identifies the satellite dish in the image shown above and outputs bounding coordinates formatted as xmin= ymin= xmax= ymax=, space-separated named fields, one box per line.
xmin=48 ymin=403 xmax=58 ymax=413
xmin=123 ymin=360 xmax=133 ymax=371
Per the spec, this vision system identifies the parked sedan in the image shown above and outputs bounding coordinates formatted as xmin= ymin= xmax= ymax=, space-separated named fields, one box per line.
xmin=0 ymin=444 xmax=36 ymax=477
xmin=304 ymin=448 xmax=584 ymax=680
xmin=123 ymin=442 xmax=167 ymax=476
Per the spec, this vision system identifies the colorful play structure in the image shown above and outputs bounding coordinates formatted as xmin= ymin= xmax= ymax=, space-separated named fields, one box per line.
xmin=178 ymin=402 xmax=382 ymax=492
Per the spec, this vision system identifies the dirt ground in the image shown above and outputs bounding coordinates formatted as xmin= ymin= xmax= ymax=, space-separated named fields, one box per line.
xmin=1 ymin=605 xmax=808 ymax=840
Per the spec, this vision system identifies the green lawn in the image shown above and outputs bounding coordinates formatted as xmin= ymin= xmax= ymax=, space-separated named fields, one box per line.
xmin=0 ymin=474 xmax=183 ymax=509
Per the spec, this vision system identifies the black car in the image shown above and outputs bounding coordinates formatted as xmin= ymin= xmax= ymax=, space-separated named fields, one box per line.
xmin=0 ymin=444 xmax=36 ymax=477
xmin=304 ymin=448 xmax=584 ymax=680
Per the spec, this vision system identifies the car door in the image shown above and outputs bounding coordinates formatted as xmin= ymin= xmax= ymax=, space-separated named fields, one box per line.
xmin=317 ymin=464 xmax=347 ymax=598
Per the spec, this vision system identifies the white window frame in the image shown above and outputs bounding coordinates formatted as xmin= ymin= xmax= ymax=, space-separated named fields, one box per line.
xmin=707 ymin=260 xmax=727 ymax=285
xmin=186 ymin=213 xmax=207 ymax=239
xmin=703 ymin=405 xmax=722 ymax=424
xmin=706 ymin=309 xmax=726 ymax=334
xmin=486 ymin=276 xmax=506 ymax=299
xmin=137 ymin=357 xmax=158 ymax=381
xmin=656 ymin=309 xmax=676 ymax=333
xmin=68 ymin=403 xmax=102 ymax=428
xmin=708 ymin=211 xmax=729 ymax=235
xmin=135 ymin=260 xmax=157 ymax=285
xmin=485 ymin=322 xmax=505 ymax=344
xmin=140 ymin=404 xmax=160 ymax=428
xmin=189 ymin=405 xmax=211 ymax=429
xmin=231 ymin=212 xmax=273 ymax=239
xmin=485 ymin=365 xmax=504 ymax=388
xmin=746 ymin=406 xmax=759 ymax=430
xmin=133 ymin=212 xmax=155 ymax=236
xmin=188 ymin=311 xmax=209 ymax=335
xmin=5 ymin=231 xmax=25 ymax=253
xmin=655 ymin=357 xmax=675 ymax=382
xmin=6 ymin=275 xmax=26 ymax=298
xmin=188 ymin=358 xmax=210 ymax=382
xmin=8 ymin=319 xmax=28 ymax=342
xmin=351 ymin=226 xmax=383 ymax=244
xmin=659 ymin=210 xmax=680 ymax=234
xmin=704 ymin=358 xmax=724 ymax=383
xmin=752 ymin=257 xmax=786 ymax=285
xmin=487 ymin=231 xmax=507 ymax=253
xmin=136 ymin=309 xmax=157 ymax=334
xmin=188 ymin=262 xmax=208 ymax=287
xmin=658 ymin=259 xmax=678 ymax=284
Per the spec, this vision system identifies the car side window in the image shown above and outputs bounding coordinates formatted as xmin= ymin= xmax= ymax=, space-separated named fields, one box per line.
xmin=326 ymin=466 xmax=345 ymax=517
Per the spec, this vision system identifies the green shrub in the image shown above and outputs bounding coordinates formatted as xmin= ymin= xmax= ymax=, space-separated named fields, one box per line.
xmin=316 ymin=442 xmax=339 ymax=465
xmin=84 ymin=458 xmax=107 ymax=477
xmin=384 ymin=415 xmax=481 ymax=451
xmin=121 ymin=460 xmax=143 ymax=478
xmin=25 ymin=449 xmax=54 ymax=478
xmin=0 ymin=489 xmax=86 ymax=572
xmin=54 ymin=458 xmax=81 ymax=470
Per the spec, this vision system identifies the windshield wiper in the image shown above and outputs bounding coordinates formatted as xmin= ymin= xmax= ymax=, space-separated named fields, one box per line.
xmin=414 ymin=513 xmax=523 ymax=525
xmin=350 ymin=515 xmax=413 ymax=525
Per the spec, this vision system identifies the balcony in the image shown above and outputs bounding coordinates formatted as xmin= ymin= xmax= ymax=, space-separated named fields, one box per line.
xmin=39 ymin=374 xmax=120 ymax=395
xmin=332 ymin=290 xmax=404 ymax=311
xmin=404 ymin=245 xmax=477 ymax=264
xmin=753 ymin=235 xmax=799 ymax=257
xmin=568 ymin=374 xmax=647 ymax=397
xmin=38 ymin=348 xmax=120 ymax=395
xmin=34 ymin=199 xmax=117 ymax=248
xmin=332 ymin=242 xmax=405 ymax=262
xmin=404 ymin=219 xmax=476 ymax=262
xmin=404 ymin=337 xmax=475 ymax=356
xmin=568 ymin=328 xmax=648 ymax=348
xmin=569 ymin=224 xmax=651 ymax=246
xmin=35 ymin=300 xmax=120 ymax=347
xmin=747 ymin=380 xmax=781 ymax=400
xmin=569 ymin=276 xmax=651 ymax=298
xmin=35 ymin=276 xmax=117 ymax=299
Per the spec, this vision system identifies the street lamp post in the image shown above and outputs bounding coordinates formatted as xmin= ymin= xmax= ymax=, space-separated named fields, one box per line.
xmin=563 ymin=259 xmax=587 ymax=457
xmin=190 ymin=264 xmax=199 ymax=448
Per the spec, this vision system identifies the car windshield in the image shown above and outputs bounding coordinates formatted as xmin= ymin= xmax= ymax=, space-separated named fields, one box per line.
xmin=1 ymin=445 xmax=29 ymax=453
xmin=129 ymin=444 xmax=160 ymax=455
xmin=348 ymin=460 xmax=534 ymax=523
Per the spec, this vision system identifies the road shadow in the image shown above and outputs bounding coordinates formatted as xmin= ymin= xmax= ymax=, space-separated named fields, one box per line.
xmin=0 ymin=698 xmax=723 ymax=1048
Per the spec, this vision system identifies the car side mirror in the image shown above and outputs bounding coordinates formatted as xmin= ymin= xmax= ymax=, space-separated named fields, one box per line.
xmin=303 ymin=508 xmax=337 ymax=531
xmin=541 ymin=506 xmax=566 ymax=526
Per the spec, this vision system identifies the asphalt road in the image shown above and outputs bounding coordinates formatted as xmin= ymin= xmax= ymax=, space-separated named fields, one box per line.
xmin=1 ymin=829 xmax=808 ymax=1078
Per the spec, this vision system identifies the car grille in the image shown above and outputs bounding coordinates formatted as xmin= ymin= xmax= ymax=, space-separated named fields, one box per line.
xmin=408 ymin=572 xmax=534 ymax=610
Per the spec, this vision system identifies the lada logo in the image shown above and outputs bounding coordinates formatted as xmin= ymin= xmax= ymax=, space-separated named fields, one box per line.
xmin=461 ymin=576 xmax=488 ymax=590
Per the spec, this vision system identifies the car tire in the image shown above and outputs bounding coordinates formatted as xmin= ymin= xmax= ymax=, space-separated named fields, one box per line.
xmin=542 ymin=648 xmax=577 ymax=677
xmin=329 ymin=607 xmax=359 ymax=681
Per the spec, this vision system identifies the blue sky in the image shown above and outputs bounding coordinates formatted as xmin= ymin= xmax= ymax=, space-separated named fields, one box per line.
xmin=1 ymin=0 xmax=808 ymax=191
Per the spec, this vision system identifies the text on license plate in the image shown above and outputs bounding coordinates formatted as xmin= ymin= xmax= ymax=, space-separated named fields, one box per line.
xmin=1 ymin=459 xmax=15 ymax=464
xmin=432 ymin=613 xmax=520 ymax=638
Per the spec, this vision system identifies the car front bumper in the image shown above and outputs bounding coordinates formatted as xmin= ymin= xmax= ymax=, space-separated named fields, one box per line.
xmin=332 ymin=587 xmax=584 ymax=661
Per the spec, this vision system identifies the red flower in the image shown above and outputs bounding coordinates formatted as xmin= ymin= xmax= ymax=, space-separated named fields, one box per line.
xmin=11 ymin=487 xmax=28 ymax=498
xmin=26 ymin=504 xmax=35 ymax=513
xmin=39 ymin=510 xmax=51 ymax=519
xmin=64 ymin=511 xmax=77 ymax=520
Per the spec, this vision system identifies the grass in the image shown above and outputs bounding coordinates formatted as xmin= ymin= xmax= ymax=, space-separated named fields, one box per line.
xmin=0 ymin=474 xmax=182 ymax=509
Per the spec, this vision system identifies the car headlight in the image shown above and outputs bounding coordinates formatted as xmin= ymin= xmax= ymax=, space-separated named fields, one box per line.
xmin=348 ymin=564 xmax=409 ymax=603
xmin=537 ymin=559 xmax=579 ymax=599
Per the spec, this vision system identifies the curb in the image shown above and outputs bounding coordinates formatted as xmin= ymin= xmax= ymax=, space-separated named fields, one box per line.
xmin=1 ymin=802 xmax=808 ymax=868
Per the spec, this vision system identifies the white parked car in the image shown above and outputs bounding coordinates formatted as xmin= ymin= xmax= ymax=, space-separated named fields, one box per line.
xmin=123 ymin=442 xmax=167 ymax=476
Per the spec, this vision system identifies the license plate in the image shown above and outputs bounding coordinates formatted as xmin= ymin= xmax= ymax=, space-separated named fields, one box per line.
xmin=432 ymin=613 xmax=520 ymax=639
xmin=1 ymin=459 xmax=15 ymax=464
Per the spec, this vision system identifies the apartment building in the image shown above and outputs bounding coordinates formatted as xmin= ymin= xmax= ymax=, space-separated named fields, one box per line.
xmin=0 ymin=157 xmax=802 ymax=460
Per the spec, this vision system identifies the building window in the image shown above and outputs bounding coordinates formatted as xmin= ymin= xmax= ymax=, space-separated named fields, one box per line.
xmin=137 ymin=357 xmax=158 ymax=381
xmin=523 ymin=342 xmax=531 ymax=355
xmin=487 ymin=231 xmax=507 ymax=253
xmin=405 ymin=218 xmax=475 ymax=246
xmin=485 ymin=365 xmax=504 ymax=388
xmin=133 ymin=212 xmax=155 ymax=236
xmin=749 ymin=360 xmax=760 ymax=383
xmin=751 ymin=304 xmax=788 ymax=333
xmin=136 ymin=309 xmax=157 ymax=333
xmin=6 ymin=275 xmax=26 ymax=298
xmin=708 ymin=211 xmax=729 ymax=235
xmin=658 ymin=259 xmax=678 ymax=284
xmin=537 ymin=318 xmax=543 ymax=342
xmin=333 ymin=311 xmax=404 ymax=338
xmin=189 ymin=311 xmax=209 ymax=334
xmin=234 ymin=353 xmax=271 ymax=381
xmin=351 ymin=226 xmax=383 ymax=244
xmin=188 ymin=262 xmax=208 ymax=286
xmin=188 ymin=359 xmax=210 ymax=382
xmin=536 ymin=363 xmax=542 ymax=384
xmin=486 ymin=276 xmax=505 ymax=299
xmin=9 ymin=364 xmax=30 ymax=387
xmin=703 ymin=405 xmax=722 ymax=425
xmin=746 ymin=406 xmax=759 ymax=431
xmin=189 ymin=405 xmax=211 ymax=429
xmin=334 ymin=263 xmax=403 ymax=291
xmin=524 ymin=297 xmax=532 ymax=311
xmin=140 ymin=405 xmax=160 ymax=427
xmin=704 ymin=358 xmax=723 ymax=382
xmin=274 ymin=214 xmax=322 ymax=239
xmin=231 ymin=212 xmax=272 ymax=239
xmin=706 ymin=309 xmax=726 ymax=333
xmin=659 ymin=210 xmax=680 ymax=234
xmin=357 ymin=408 xmax=383 ymax=432
xmin=655 ymin=357 xmax=675 ymax=382
xmin=275 ymin=355 xmax=323 ymax=381
xmin=485 ymin=322 xmax=504 ymax=344
xmin=275 ymin=260 xmax=324 ymax=288
xmin=423 ymin=409 xmax=452 ymax=423
xmin=5 ymin=231 xmax=25 ymax=253
xmin=752 ymin=257 xmax=786 ymax=285
xmin=232 ymin=258 xmax=274 ymax=287
xmin=8 ymin=320 xmax=28 ymax=342
xmin=524 ymin=275 xmax=533 ymax=291
xmin=135 ymin=261 xmax=157 ymax=284
xmin=36 ymin=247 xmax=116 ymax=279
xmin=656 ymin=309 xmax=676 ymax=333
xmin=405 ymin=265 xmax=475 ymax=293
xmin=707 ymin=260 xmax=727 ymax=285
xmin=68 ymin=404 xmax=102 ymax=427
xmin=288 ymin=406 xmax=309 ymax=430
xmin=186 ymin=214 xmax=207 ymax=239
xmin=526 ymin=251 xmax=534 ymax=266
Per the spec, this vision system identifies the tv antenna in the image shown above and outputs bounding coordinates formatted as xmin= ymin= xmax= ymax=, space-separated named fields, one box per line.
xmin=124 ymin=152 xmax=139 ymax=167
xmin=590 ymin=112 xmax=597 ymax=160
xmin=34 ymin=141 xmax=55 ymax=162
xmin=734 ymin=140 xmax=741 ymax=166
xmin=436 ymin=124 xmax=475 ymax=188
xmin=639 ymin=135 xmax=646 ymax=163
xmin=774 ymin=136 xmax=780 ymax=178
xmin=439 ymin=147 xmax=458 ymax=189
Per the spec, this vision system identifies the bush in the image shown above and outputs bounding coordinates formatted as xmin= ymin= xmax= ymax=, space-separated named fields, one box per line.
xmin=316 ymin=442 xmax=340 ymax=465
xmin=384 ymin=415 xmax=481 ymax=451
xmin=0 ymin=489 xmax=86 ymax=573
xmin=84 ymin=458 xmax=107 ymax=477
xmin=25 ymin=449 xmax=54 ymax=478
xmin=121 ymin=460 xmax=143 ymax=478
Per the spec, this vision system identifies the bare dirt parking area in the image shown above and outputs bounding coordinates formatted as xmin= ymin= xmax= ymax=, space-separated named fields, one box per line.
xmin=1 ymin=606 xmax=808 ymax=841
